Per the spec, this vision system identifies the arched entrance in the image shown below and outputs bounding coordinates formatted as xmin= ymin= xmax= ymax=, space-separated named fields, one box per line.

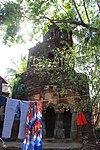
xmin=45 ymin=105 xmax=55 ymax=138
xmin=63 ymin=109 xmax=72 ymax=138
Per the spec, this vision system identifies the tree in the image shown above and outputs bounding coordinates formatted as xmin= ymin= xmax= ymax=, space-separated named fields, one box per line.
xmin=0 ymin=0 xmax=100 ymax=44
xmin=7 ymin=55 xmax=27 ymax=99
xmin=6 ymin=55 xmax=27 ymax=79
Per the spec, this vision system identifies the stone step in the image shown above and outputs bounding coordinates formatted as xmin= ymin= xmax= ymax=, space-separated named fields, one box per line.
xmin=3 ymin=141 xmax=82 ymax=150
xmin=43 ymin=142 xmax=81 ymax=150
xmin=43 ymin=138 xmax=72 ymax=143
xmin=43 ymin=148 xmax=80 ymax=150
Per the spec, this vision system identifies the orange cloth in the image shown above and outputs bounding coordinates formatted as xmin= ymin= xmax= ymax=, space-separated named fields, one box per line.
xmin=77 ymin=112 xmax=87 ymax=126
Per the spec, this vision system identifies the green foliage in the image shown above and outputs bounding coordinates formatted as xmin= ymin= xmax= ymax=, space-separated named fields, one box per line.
xmin=7 ymin=55 xmax=27 ymax=99
xmin=16 ymin=55 xmax=27 ymax=74
xmin=95 ymin=126 xmax=100 ymax=139
xmin=9 ymin=76 xmax=25 ymax=99
xmin=6 ymin=55 xmax=27 ymax=79
xmin=0 ymin=1 xmax=23 ymax=45
xmin=29 ymin=47 xmax=89 ymax=99
xmin=0 ymin=0 xmax=100 ymax=44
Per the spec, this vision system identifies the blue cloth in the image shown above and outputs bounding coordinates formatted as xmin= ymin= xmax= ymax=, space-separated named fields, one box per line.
xmin=0 ymin=96 xmax=7 ymax=107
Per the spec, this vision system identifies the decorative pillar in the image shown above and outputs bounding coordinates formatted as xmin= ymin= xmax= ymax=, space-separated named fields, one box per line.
xmin=70 ymin=112 xmax=78 ymax=140
xmin=54 ymin=111 xmax=65 ymax=139
xmin=42 ymin=111 xmax=46 ymax=138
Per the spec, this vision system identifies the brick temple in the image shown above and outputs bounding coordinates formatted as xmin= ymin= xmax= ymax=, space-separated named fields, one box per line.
xmin=20 ymin=23 xmax=89 ymax=140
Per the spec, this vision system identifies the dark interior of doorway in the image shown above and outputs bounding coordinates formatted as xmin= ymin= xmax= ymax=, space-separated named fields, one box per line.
xmin=63 ymin=109 xmax=72 ymax=138
xmin=45 ymin=106 xmax=55 ymax=138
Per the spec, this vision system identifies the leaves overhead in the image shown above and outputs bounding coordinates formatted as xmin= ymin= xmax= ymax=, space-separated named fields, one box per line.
xmin=0 ymin=1 xmax=23 ymax=45
xmin=0 ymin=0 xmax=100 ymax=44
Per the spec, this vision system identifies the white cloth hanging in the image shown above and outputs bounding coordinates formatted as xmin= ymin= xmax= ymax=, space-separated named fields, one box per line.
xmin=2 ymin=98 xmax=29 ymax=139
xmin=18 ymin=100 xmax=29 ymax=139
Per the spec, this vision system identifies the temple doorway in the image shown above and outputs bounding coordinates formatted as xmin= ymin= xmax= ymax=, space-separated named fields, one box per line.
xmin=63 ymin=109 xmax=72 ymax=138
xmin=45 ymin=106 xmax=55 ymax=138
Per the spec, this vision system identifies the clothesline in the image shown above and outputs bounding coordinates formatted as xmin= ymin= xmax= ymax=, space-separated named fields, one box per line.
xmin=0 ymin=94 xmax=90 ymax=103
xmin=40 ymin=94 xmax=90 ymax=102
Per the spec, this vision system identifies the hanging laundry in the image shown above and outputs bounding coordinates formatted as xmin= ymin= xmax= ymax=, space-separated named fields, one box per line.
xmin=18 ymin=100 xmax=30 ymax=139
xmin=22 ymin=101 xmax=42 ymax=150
xmin=15 ymin=101 xmax=21 ymax=120
xmin=2 ymin=98 xmax=29 ymax=139
xmin=77 ymin=112 xmax=87 ymax=126
xmin=0 ymin=96 xmax=7 ymax=107
xmin=2 ymin=98 xmax=19 ymax=138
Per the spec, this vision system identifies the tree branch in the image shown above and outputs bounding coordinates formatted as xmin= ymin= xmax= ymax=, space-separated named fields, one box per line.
xmin=83 ymin=0 xmax=90 ymax=24
xmin=57 ymin=2 xmax=69 ymax=15
xmin=94 ymin=112 xmax=100 ymax=126
xmin=44 ymin=18 xmax=99 ymax=32
xmin=34 ymin=16 xmax=100 ymax=32
xmin=72 ymin=0 xmax=83 ymax=23
xmin=97 ymin=0 xmax=100 ymax=12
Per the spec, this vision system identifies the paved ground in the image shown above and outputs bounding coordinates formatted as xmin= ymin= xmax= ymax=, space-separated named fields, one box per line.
xmin=1 ymin=138 xmax=100 ymax=150
xmin=3 ymin=139 xmax=82 ymax=150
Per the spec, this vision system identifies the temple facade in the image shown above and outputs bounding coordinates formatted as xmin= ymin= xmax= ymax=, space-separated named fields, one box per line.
xmin=21 ymin=24 xmax=89 ymax=139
